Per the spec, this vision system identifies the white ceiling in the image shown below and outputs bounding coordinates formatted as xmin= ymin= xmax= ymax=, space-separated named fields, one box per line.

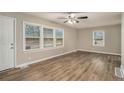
xmin=25 ymin=12 xmax=121 ymax=29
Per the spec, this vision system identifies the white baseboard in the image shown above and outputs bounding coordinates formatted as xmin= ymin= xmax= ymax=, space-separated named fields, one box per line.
xmin=16 ymin=50 xmax=77 ymax=68
xmin=77 ymin=49 xmax=121 ymax=56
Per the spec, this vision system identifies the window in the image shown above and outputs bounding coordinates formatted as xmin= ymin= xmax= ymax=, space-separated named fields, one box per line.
xmin=24 ymin=22 xmax=41 ymax=50
xmin=43 ymin=27 xmax=54 ymax=48
xmin=23 ymin=21 xmax=64 ymax=51
xmin=93 ymin=31 xmax=105 ymax=47
xmin=55 ymin=29 xmax=64 ymax=47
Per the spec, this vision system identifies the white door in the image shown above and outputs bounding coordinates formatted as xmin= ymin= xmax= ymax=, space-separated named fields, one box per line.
xmin=0 ymin=15 xmax=15 ymax=71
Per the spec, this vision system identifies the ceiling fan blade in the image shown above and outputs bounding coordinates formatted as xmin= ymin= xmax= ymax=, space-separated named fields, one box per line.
xmin=77 ymin=16 xmax=88 ymax=19
xmin=57 ymin=17 xmax=67 ymax=19
xmin=64 ymin=20 xmax=68 ymax=23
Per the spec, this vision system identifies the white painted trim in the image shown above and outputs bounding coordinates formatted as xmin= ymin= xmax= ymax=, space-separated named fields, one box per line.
xmin=23 ymin=21 xmax=64 ymax=52
xmin=16 ymin=49 xmax=77 ymax=68
xmin=121 ymin=65 xmax=124 ymax=78
xmin=77 ymin=49 xmax=121 ymax=56
xmin=93 ymin=31 xmax=105 ymax=47
xmin=14 ymin=18 xmax=17 ymax=68
xmin=23 ymin=21 xmax=42 ymax=51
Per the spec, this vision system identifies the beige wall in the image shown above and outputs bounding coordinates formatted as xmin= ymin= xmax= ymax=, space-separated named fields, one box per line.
xmin=0 ymin=12 xmax=77 ymax=66
xmin=77 ymin=24 xmax=121 ymax=54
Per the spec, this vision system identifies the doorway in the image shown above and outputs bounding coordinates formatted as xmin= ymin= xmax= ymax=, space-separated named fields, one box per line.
xmin=0 ymin=15 xmax=16 ymax=71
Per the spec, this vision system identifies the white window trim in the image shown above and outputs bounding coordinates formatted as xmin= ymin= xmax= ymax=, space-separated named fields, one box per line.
xmin=54 ymin=28 xmax=64 ymax=48
xmin=93 ymin=31 xmax=105 ymax=47
xmin=43 ymin=26 xmax=55 ymax=48
xmin=43 ymin=26 xmax=64 ymax=48
xmin=23 ymin=21 xmax=64 ymax=52
xmin=23 ymin=21 xmax=42 ymax=52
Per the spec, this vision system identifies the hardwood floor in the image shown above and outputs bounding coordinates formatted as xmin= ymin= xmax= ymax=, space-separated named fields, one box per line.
xmin=0 ymin=51 xmax=123 ymax=81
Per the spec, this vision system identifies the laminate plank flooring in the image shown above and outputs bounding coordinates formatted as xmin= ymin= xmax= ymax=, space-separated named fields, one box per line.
xmin=0 ymin=51 xmax=123 ymax=81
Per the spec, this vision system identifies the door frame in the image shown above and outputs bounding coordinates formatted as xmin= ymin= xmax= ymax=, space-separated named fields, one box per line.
xmin=0 ymin=15 xmax=17 ymax=69
xmin=13 ymin=17 xmax=17 ymax=68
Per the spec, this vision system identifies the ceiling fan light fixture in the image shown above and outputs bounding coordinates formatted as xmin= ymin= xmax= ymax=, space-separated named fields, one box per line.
xmin=67 ymin=19 xmax=77 ymax=24
xmin=73 ymin=20 xmax=76 ymax=24
xmin=68 ymin=20 xmax=73 ymax=24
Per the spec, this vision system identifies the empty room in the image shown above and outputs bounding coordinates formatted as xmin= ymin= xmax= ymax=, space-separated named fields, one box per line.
xmin=0 ymin=12 xmax=124 ymax=81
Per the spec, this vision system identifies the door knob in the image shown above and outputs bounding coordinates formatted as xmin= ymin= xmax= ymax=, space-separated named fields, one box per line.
xmin=11 ymin=43 xmax=14 ymax=45
xmin=10 ymin=47 xmax=14 ymax=49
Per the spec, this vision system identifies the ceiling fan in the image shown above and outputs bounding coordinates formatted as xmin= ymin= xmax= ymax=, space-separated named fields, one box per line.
xmin=57 ymin=13 xmax=88 ymax=24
